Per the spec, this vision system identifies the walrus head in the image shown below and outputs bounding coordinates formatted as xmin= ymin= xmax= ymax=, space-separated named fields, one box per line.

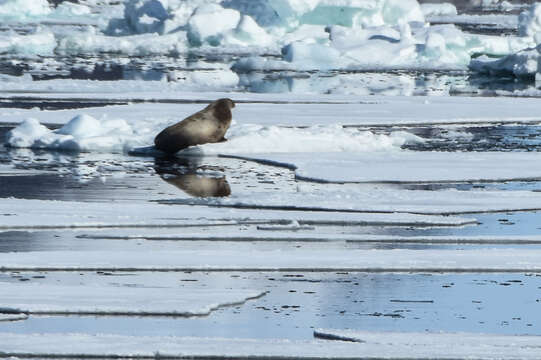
xmin=212 ymin=98 xmax=235 ymax=123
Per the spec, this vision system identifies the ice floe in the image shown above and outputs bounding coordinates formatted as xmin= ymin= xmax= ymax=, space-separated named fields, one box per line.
xmin=77 ymin=231 xmax=541 ymax=245
xmin=0 ymin=198 xmax=475 ymax=229
xmin=1 ymin=331 xmax=540 ymax=359
xmin=0 ymin=313 xmax=28 ymax=322
xmin=2 ymin=93 xmax=541 ymax=127
xmin=312 ymin=330 xmax=541 ymax=359
xmin=5 ymin=111 xmax=416 ymax=154
xmin=0 ymin=283 xmax=264 ymax=316
xmin=173 ymin=186 xmax=541 ymax=215
xmin=470 ymin=47 xmax=539 ymax=77
xmin=230 ymin=151 xmax=541 ymax=183
xmin=6 ymin=115 xmax=142 ymax=153
xmin=185 ymin=125 xmax=418 ymax=155
xmin=2 ymin=248 xmax=541 ymax=271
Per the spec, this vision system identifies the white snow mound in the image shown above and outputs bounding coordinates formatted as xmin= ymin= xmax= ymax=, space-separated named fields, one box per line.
xmin=6 ymin=114 xmax=417 ymax=155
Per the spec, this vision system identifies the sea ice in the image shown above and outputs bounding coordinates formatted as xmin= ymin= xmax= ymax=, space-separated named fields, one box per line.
xmin=420 ymin=3 xmax=457 ymax=17
xmin=0 ymin=0 xmax=51 ymax=22
xmin=184 ymin=125 xmax=417 ymax=155
xmin=124 ymin=0 xmax=171 ymax=34
xmin=6 ymin=115 xmax=140 ymax=153
xmin=0 ymin=0 xmax=535 ymax=72
xmin=174 ymin=185 xmax=541 ymax=215
xmin=5 ymin=110 xmax=416 ymax=155
xmin=312 ymin=330 xmax=541 ymax=359
xmin=470 ymin=48 xmax=539 ymax=77
xmin=2 ymin=247 xmax=541 ymax=271
xmin=0 ymin=314 xmax=27 ymax=322
xmin=0 ymin=29 xmax=56 ymax=56
xmin=0 ymin=198 xmax=475 ymax=229
xmin=77 ymin=231 xmax=541 ymax=245
xmin=0 ymin=283 xmax=264 ymax=316
xmin=518 ymin=3 xmax=541 ymax=37
xmin=56 ymin=27 xmax=188 ymax=56
xmin=1 ymin=331 xmax=540 ymax=359
xmin=229 ymin=151 xmax=541 ymax=183
xmin=3 ymin=93 xmax=541 ymax=133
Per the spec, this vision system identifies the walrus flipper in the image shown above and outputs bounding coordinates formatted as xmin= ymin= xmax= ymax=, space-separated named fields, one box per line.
xmin=154 ymin=129 xmax=193 ymax=154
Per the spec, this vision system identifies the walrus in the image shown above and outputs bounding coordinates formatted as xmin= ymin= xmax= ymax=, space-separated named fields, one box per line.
xmin=154 ymin=98 xmax=235 ymax=154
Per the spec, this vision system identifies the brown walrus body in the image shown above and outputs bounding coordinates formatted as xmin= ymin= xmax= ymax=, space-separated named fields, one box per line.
xmin=154 ymin=98 xmax=235 ymax=154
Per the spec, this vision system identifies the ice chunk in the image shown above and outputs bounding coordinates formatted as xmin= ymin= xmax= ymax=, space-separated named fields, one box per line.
xmin=225 ymin=0 xmax=424 ymax=29
xmin=470 ymin=47 xmax=539 ymax=77
xmin=381 ymin=0 xmax=424 ymax=25
xmin=168 ymin=69 xmax=240 ymax=90
xmin=53 ymin=2 xmax=91 ymax=17
xmin=183 ymin=125 xmax=406 ymax=155
xmin=0 ymin=0 xmax=51 ymax=21
xmin=0 ymin=283 xmax=265 ymax=316
xmin=187 ymin=4 xmax=241 ymax=45
xmin=282 ymin=41 xmax=341 ymax=70
xmin=6 ymin=114 xmax=138 ymax=153
xmin=56 ymin=114 xmax=104 ymax=138
xmin=518 ymin=3 xmax=541 ymax=37
xmin=57 ymin=27 xmax=187 ymax=56
xmin=124 ymin=0 xmax=170 ymax=34
xmin=328 ymin=25 xmax=400 ymax=51
xmin=420 ymin=3 xmax=457 ymax=17
xmin=222 ymin=0 xmax=282 ymax=26
xmin=223 ymin=15 xmax=274 ymax=46
xmin=418 ymin=27 xmax=470 ymax=67
xmin=5 ymin=118 xmax=50 ymax=148
xmin=0 ymin=29 xmax=56 ymax=56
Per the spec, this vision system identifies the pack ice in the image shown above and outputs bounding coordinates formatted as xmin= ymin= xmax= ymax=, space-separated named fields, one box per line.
xmin=0 ymin=0 xmax=539 ymax=74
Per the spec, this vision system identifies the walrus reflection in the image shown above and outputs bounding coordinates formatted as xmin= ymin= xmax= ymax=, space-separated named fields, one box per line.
xmin=154 ymin=98 xmax=235 ymax=154
xmin=161 ymin=174 xmax=231 ymax=198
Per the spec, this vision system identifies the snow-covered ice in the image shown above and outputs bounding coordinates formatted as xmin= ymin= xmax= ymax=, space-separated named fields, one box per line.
xmin=0 ymin=0 xmax=536 ymax=72
xmin=229 ymin=151 xmax=541 ymax=183
xmin=0 ymin=313 xmax=28 ymax=322
xmin=0 ymin=283 xmax=264 ymax=316
xmin=470 ymin=47 xmax=539 ymax=77
xmin=171 ymin=185 xmax=541 ymax=215
xmin=0 ymin=198 xmax=476 ymax=229
xmin=0 ymin=331 xmax=540 ymax=359
xmin=313 ymin=330 xmax=541 ymax=359
xmin=0 ymin=29 xmax=56 ymax=56
xmin=2 ymin=248 xmax=541 ymax=272
xmin=2 ymin=93 xmax=541 ymax=127
xmin=5 ymin=114 xmax=415 ymax=154
xmin=77 ymin=231 xmax=541 ymax=245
